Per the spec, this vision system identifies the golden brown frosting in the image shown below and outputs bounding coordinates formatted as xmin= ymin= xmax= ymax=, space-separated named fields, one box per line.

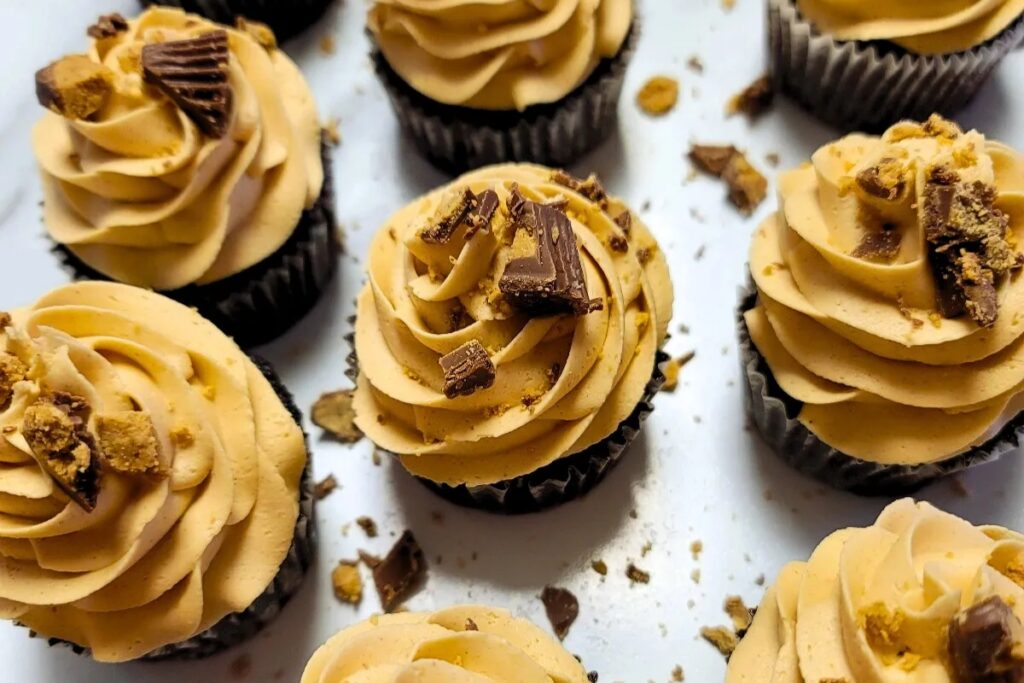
xmin=301 ymin=605 xmax=590 ymax=683
xmin=797 ymin=0 xmax=1024 ymax=54
xmin=747 ymin=116 xmax=1024 ymax=465
xmin=0 ymin=281 xmax=306 ymax=662
xmin=367 ymin=0 xmax=633 ymax=111
xmin=352 ymin=164 xmax=672 ymax=487
xmin=33 ymin=7 xmax=323 ymax=290
xmin=727 ymin=499 xmax=1024 ymax=682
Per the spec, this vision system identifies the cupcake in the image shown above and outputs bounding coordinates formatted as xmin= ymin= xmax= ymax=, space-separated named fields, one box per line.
xmin=33 ymin=8 xmax=337 ymax=347
xmin=0 ymin=281 xmax=313 ymax=662
xmin=351 ymin=164 xmax=672 ymax=513
xmin=139 ymin=0 xmax=334 ymax=41
xmin=302 ymin=605 xmax=591 ymax=682
xmin=739 ymin=115 xmax=1024 ymax=494
xmin=367 ymin=0 xmax=637 ymax=173
xmin=728 ymin=499 xmax=1024 ymax=682
xmin=768 ymin=0 xmax=1024 ymax=130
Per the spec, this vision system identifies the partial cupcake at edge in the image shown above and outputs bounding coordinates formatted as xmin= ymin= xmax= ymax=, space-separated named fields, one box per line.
xmin=768 ymin=0 xmax=1024 ymax=130
xmin=351 ymin=164 xmax=673 ymax=513
xmin=740 ymin=115 xmax=1024 ymax=494
xmin=139 ymin=0 xmax=335 ymax=42
xmin=727 ymin=498 xmax=1024 ymax=682
xmin=0 ymin=281 xmax=313 ymax=662
xmin=33 ymin=8 xmax=337 ymax=347
xmin=301 ymin=604 xmax=592 ymax=682
xmin=367 ymin=0 xmax=637 ymax=173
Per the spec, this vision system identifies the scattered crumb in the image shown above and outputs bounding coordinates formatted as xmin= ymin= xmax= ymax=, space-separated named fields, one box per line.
xmin=755 ymin=574 xmax=765 ymax=586
xmin=313 ymin=474 xmax=338 ymax=500
xmin=721 ymin=0 xmax=736 ymax=9
xmin=661 ymin=351 xmax=695 ymax=392
xmin=626 ymin=563 xmax=651 ymax=585
xmin=691 ymin=569 xmax=701 ymax=584
xmin=331 ymin=561 xmax=363 ymax=605
xmin=672 ymin=665 xmax=685 ymax=681
xmin=686 ymin=55 xmax=704 ymax=74
xmin=319 ymin=35 xmax=336 ymax=55
xmin=641 ymin=541 xmax=653 ymax=557
xmin=725 ymin=596 xmax=753 ymax=633
xmin=322 ymin=117 xmax=341 ymax=147
xmin=694 ymin=244 xmax=706 ymax=260
xmin=636 ymin=76 xmax=680 ymax=116
xmin=592 ymin=559 xmax=608 ymax=576
xmin=689 ymin=144 xmax=768 ymax=215
xmin=311 ymin=390 xmax=363 ymax=443
xmin=356 ymin=516 xmax=378 ymax=538
xmin=372 ymin=450 xmax=382 ymax=466
xmin=726 ymin=75 xmax=774 ymax=118
xmin=373 ymin=531 xmax=427 ymax=612
xmin=766 ymin=152 xmax=780 ymax=167
xmin=230 ymin=653 xmax=252 ymax=679
xmin=540 ymin=586 xmax=580 ymax=640
xmin=701 ymin=626 xmax=739 ymax=657
xmin=690 ymin=540 xmax=703 ymax=560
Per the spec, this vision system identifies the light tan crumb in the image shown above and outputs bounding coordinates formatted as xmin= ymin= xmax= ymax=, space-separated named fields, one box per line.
xmin=661 ymin=351 xmax=695 ymax=392
xmin=626 ymin=563 xmax=651 ymax=585
xmin=725 ymin=596 xmax=753 ymax=632
xmin=691 ymin=569 xmax=701 ymax=584
xmin=721 ymin=0 xmax=736 ymax=9
xmin=331 ymin=561 xmax=363 ymax=604
xmin=319 ymin=35 xmax=336 ymax=55
xmin=672 ymin=665 xmax=685 ymax=681
xmin=641 ymin=541 xmax=653 ymax=557
xmin=701 ymin=626 xmax=739 ymax=657
xmin=636 ymin=76 xmax=679 ymax=116
xmin=690 ymin=540 xmax=703 ymax=560
xmin=311 ymin=390 xmax=363 ymax=443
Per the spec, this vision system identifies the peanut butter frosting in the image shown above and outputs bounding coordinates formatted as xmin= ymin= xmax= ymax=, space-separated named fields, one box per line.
xmin=0 ymin=281 xmax=305 ymax=662
xmin=746 ymin=115 xmax=1024 ymax=465
xmin=727 ymin=499 xmax=1024 ymax=682
xmin=367 ymin=0 xmax=633 ymax=111
xmin=33 ymin=7 xmax=324 ymax=291
xmin=352 ymin=164 xmax=672 ymax=487
xmin=797 ymin=0 xmax=1024 ymax=54
xmin=301 ymin=605 xmax=590 ymax=683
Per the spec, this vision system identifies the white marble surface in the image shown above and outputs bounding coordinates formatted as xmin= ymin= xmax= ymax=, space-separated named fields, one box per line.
xmin=2 ymin=1 xmax=1024 ymax=681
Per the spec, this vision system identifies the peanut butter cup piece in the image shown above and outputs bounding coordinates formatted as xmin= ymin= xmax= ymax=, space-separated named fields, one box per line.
xmin=856 ymin=157 xmax=909 ymax=202
xmin=551 ymin=170 xmax=609 ymax=209
xmin=311 ymin=389 xmax=363 ymax=443
xmin=689 ymin=144 xmax=740 ymax=176
xmin=35 ymin=55 xmax=113 ymax=120
xmin=726 ymin=75 xmax=774 ymax=118
xmin=541 ymin=586 xmax=579 ymax=641
xmin=853 ymin=228 xmax=902 ymax=262
xmin=95 ymin=411 xmax=167 ymax=479
xmin=948 ymin=596 xmax=1024 ymax=683
xmin=372 ymin=531 xmax=426 ymax=613
xmin=439 ymin=340 xmax=495 ymax=399
xmin=22 ymin=392 xmax=100 ymax=512
xmin=87 ymin=13 xmax=128 ymax=39
xmin=142 ymin=30 xmax=232 ymax=138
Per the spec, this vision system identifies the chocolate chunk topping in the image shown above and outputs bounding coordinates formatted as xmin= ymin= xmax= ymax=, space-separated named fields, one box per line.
xmin=948 ymin=596 xmax=1024 ymax=683
xmin=465 ymin=189 xmax=500 ymax=240
xmin=856 ymin=157 xmax=908 ymax=202
xmin=420 ymin=187 xmax=476 ymax=244
xmin=499 ymin=199 xmax=602 ymax=316
xmin=614 ymin=210 xmax=633 ymax=236
xmin=95 ymin=411 xmax=167 ymax=479
xmin=689 ymin=144 xmax=740 ymax=176
xmin=608 ymin=234 xmax=629 ymax=253
xmin=35 ymin=55 xmax=113 ymax=120
xmin=439 ymin=340 xmax=495 ymax=399
xmin=541 ymin=586 xmax=579 ymax=641
xmin=727 ymin=75 xmax=774 ymax=118
xmin=722 ymin=153 xmax=768 ymax=215
xmin=142 ymin=30 xmax=232 ymax=138
xmin=87 ymin=13 xmax=128 ymax=39
xmin=372 ymin=530 xmax=426 ymax=613
xmin=22 ymin=392 xmax=101 ymax=512
xmin=551 ymin=170 xmax=609 ymax=209
xmin=853 ymin=228 xmax=902 ymax=262
xmin=921 ymin=165 xmax=1022 ymax=326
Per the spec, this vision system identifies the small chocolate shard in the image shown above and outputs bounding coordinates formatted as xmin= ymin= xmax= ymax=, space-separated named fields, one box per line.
xmin=35 ymin=55 xmax=113 ymax=120
xmin=853 ymin=228 xmax=902 ymax=262
xmin=311 ymin=390 xmax=363 ymax=443
xmin=420 ymin=187 xmax=476 ymax=244
xmin=235 ymin=17 xmax=277 ymax=50
xmin=372 ymin=531 xmax=426 ymax=612
xmin=499 ymin=200 xmax=602 ymax=316
xmin=465 ymin=618 xmax=479 ymax=631
xmin=608 ymin=234 xmax=628 ymax=253
xmin=87 ymin=13 xmax=128 ymax=39
xmin=614 ymin=210 xmax=633 ymax=236
xmin=142 ymin=30 xmax=232 ymax=138
xmin=439 ymin=340 xmax=495 ymax=399
xmin=626 ymin=563 xmax=650 ymax=585
xmin=551 ymin=170 xmax=609 ymax=209
xmin=0 ymin=352 xmax=28 ymax=410
xmin=95 ymin=411 xmax=167 ymax=479
xmin=726 ymin=75 xmax=774 ymax=118
xmin=313 ymin=474 xmax=338 ymax=500
xmin=507 ymin=184 xmax=528 ymax=218
xmin=22 ymin=392 xmax=100 ymax=512
xmin=948 ymin=596 xmax=1024 ymax=683
xmin=689 ymin=144 xmax=740 ymax=176
xmin=464 ymin=189 xmax=500 ymax=240
xmin=856 ymin=157 xmax=909 ymax=202
xmin=540 ymin=586 xmax=579 ymax=641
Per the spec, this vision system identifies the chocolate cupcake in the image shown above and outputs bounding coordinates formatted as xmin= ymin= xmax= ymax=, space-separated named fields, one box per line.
xmin=0 ymin=282 xmax=313 ymax=662
xmin=367 ymin=0 xmax=637 ymax=173
xmin=302 ymin=605 xmax=592 ymax=681
xmin=140 ymin=0 xmax=333 ymax=41
xmin=740 ymin=115 xmax=1024 ymax=495
xmin=351 ymin=164 xmax=673 ymax=513
xmin=769 ymin=0 xmax=1024 ymax=130
xmin=34 ymin=8 xmax=338 ymax=347
xmin=728 ymin=499 xmax=1024 ymax=682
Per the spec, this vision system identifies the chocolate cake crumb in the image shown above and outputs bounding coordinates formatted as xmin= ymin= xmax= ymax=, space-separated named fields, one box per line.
xmin=614 ymin=210 xmax=633 ymax=236
xmin=22 ymin=392 xmax=100 ymax=512
xmin=95 ymin=411 xmax=167 ymax=478
xmin=541 ymin=586 xmax=580 ymax=640
xmin=311 ymin=390 xmax=363 ymax=443
xmin=36 ymin=55 xmax=113 ymax=120
xmin=355 ymin=516 xmax=378 ymax=538
xmin=856 ymin=157 xmax=909 ymax=202
xmin=358 ymin=549 xmax=381 ymax=568
xmin=701 ymin=626 xmax=739 ymax=657
xmin=726 ymin=75 xmax=773 ymax=118
xmin=87 ymin=13 xmax=128 ymax=39
xmin=626 ymin=563 xmax=650 ymax=585
xmin=373 ymin=531 xmax=426 ymax=612
xmin=331 ymin=560 xmax=363 ymax=605
xmin=636 ymin=76 xmax=679 ymax=116
xmin=313 ymin=474 xmax=338 ymax=500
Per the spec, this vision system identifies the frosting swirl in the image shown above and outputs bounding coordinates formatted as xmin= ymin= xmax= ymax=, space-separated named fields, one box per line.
xmin=727 ymin=499 xmax=1024 ymax=682
xmin=367 ymin=0 xmax=633 ymax=111
xmin=33 ymin=8 xmax=324 ymax=290
xmin=352 ymin=164 xmax=672 ymax=487
xmin=747 ymin=116 xmax=1024 ymax=465
xmin=301 ymin=605 xmax=590 ymax=683
xmin=797 ymin=0 xmax=1024 ymax=54
xmin=0 ymin=281 xmax=305 ymax=662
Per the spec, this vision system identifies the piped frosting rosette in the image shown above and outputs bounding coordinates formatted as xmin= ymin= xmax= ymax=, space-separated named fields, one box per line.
xmin=744 ymin=115 xmax=1024 ymax=471
xmin=301 ymin=605 xmax=591 ymax=683
xmin=352 ymin=164 xmax=672 ymax=494
xmin=727 ymin=499 xmax=1024 ymax=682
xmin=0 ymin=282 xmax=306 ymax=662
xmin=32 ymin=7 xmax=324 ymax=291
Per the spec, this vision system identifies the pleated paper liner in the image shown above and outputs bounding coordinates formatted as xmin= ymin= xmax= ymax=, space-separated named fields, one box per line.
xmin=54 ymin=140 xmax=339 ymax=349
xmin=346 ymin=335 xmax=666 ymax=514
xmin=140 ymin=0 xmax=334 ymax=41
xmin=737 ymin=286 xmax=1024 ymax=496
xmin=768 ymin=0 xmax=1024 ymax=131
xmin=30 ymin=355 xmax=318 ymax=661
xmin=370 ymin=22 xmax=639 ymax=175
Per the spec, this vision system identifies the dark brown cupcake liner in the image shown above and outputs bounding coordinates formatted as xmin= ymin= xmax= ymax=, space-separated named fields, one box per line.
xmin=370 ymin=22 xmax=639 ymax=174
xmin=768 ymin=0 xmax=1024 ymax=131
xmin=346 ymin=333 xmax=666 ymax=514
xmin=54 ymin=140 xmax=339 ymax=349
xmin=30 ymin=354 xmax=318 ymax=661
xmin=140 ymin=0 xmax=334 ymax=41
xmin=737 ymin=285 xmax=1024 ymax=495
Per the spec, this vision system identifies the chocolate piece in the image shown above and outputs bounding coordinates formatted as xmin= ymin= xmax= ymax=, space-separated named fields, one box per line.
xmin=0 ymin=352 xmax=27 ymax=410
xmin=313 ymin=474 xmax=338 ymax=500
xmin=464 ymin=189 xmax=500 ymax=240
xmin=540 ymin=586 xmax=579 ymax=640
xmin=722 ymin=153 xmax=768 ymax=215
xmin=311 ymin=390 xmax=363 ymax=443
xmin=372 ymin=530 xmax=426 ymax=612
xmin=614 ymin=210 xmax=633 ymax=236
xmin=853 ymin=228 xmax=902 ymax=262
xmin=626 ymin=563 xmax=650 ymax=585
xmin=355 ymin=516 xmax=378 ymax=538
xmin=87 ymin=13 xmax=128 ymax=39
xmin=439 ymin=340 xmax=495 ymax=399
xmin=727 ymin=75 xmax=774 ymax=118
xmin=420 ymin=187 xmax=476 ymax=244
xmin=35 ymin=55 xmax=113 ymax=120
xmin=142 ymin=30 xmax=232 ymax=138
xmin=551 ymin=170 xmax=609 ymax=209
xmin=95 ymin=411 xmax=167 ymax=478
xmin=856 ymin=157 xmax=909 ymax=202
xmin=499 ymin=200 xmax=602 ymax=316
xmin=608 ymin=234 xmax=628 ymax=253
xmin=948 ymin=596 xmax=1024 ymax=683
xmin=465 ymin=618 xmax=479 ymax=631
xmin=235 ymin=17 xmax=277 ymax=50
xmin=689 ymin=144 xmax=740 ymax=176
xmin=21 ymin=392 xmax=100 ymax=512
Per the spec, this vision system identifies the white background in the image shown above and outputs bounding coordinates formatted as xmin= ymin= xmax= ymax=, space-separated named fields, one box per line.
xmin=3 ymin=1 xmax=1024 ymax=681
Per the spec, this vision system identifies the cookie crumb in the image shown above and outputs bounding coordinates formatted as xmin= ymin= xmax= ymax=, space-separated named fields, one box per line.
xmin=686 ymin=56 xmax=704 ymax=74
xmin=636 ymin=76 xmax=679 ymax=116
xmin=661 ymin=351 xmax=695 ymax=392
xmin=671 ymin=665 xmax=685 ymax=681
xmin=690 ymin=540 xmax=703 ymax=560
xmin=701 ymin=626 xmax=739 ymax=657
xmin=96 ymin=411 xmax=167 ymax=478
xmin=626 ymin=563 xmax=651 ymax=585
